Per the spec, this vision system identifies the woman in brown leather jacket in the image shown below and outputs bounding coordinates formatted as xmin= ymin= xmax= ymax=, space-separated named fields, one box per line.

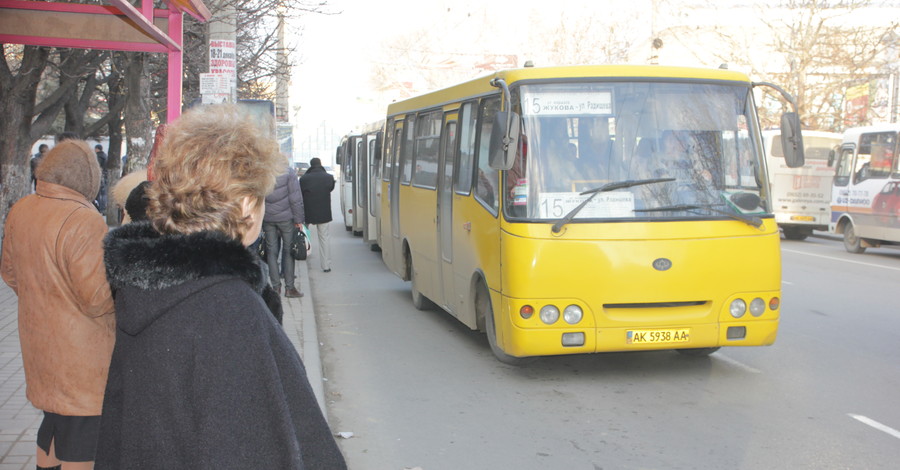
xmin=1 ymin=139 xmax=115 ymax=470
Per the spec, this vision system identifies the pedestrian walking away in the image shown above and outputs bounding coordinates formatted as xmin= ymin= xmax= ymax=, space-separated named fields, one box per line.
xmin=263 ymin=161 xmax=306 ymax=298
xmin=93 ymin=144 xmax=109 ymax=211
xmin=1 ymin=139 xmax=115 ymax=470
xmin=30 ymin=143 xmax=49 ymax=191
xmin=300 ymin=157 xmax=336 ymax=272
xmin=95 ymin=104 xmax=346 ymax=469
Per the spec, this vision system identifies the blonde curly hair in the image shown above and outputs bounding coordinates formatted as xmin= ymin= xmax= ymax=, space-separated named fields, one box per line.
xmin=146 ymin=104 xmax=284 ymax=241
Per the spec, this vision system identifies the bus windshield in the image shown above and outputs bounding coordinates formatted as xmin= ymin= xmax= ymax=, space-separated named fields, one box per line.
xmin=504 ymin=81 xmax=766 ymax=222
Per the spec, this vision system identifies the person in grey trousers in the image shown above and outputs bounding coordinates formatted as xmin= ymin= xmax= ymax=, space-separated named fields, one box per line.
xmin=263 ymin=164 xmax=305 ymax=298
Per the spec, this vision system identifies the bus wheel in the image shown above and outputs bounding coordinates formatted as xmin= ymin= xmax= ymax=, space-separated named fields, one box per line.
xmin=409 ymin=260 xmax=434 ymax=311
xmin=478 ymin=283 xmax=534 ymax=365
xmin=676 ymin=347 xmax=720 ymax=357
xmin=782 ymin=227 xmax=808 ymax=241
xmin=842 ymin=222 xmax=866 ymax=254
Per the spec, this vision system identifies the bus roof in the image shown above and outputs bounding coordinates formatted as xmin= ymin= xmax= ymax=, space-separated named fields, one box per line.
xmin=386 ymin=64 xmax=753 ymax=116
xmin=840 ymin=123 xmax=900 ymax=144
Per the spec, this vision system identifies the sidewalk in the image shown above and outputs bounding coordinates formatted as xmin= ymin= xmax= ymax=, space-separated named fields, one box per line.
xmin=0 ymin=259 xmax=323 ymax=468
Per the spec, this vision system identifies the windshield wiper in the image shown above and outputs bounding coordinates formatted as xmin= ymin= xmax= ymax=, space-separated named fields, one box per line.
xmin=634 ymin=204 xmax=763 ymax=228
xmin=551 ymin=178 xmax=675 ymax=233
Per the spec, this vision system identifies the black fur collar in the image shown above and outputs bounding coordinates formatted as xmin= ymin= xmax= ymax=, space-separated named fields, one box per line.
xmin=104 ymin=222 xmax=264 ymax=293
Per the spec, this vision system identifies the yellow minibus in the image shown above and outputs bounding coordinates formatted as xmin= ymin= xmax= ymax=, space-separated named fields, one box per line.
xmin=379 ymin=65 xmax=803 ymax=363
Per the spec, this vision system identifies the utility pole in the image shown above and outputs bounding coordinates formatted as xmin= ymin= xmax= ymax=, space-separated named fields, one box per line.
xmin=275 ymin=11 xmax=294 ymax=159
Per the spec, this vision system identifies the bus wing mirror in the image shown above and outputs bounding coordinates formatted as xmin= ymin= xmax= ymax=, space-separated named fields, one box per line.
xmin=827 ymin=148 xmax=835 ymax=167
xmin=489 ymin=111 xmax=520 ymax=171
xmin=780 ymin=112 xmax=805 ymax=168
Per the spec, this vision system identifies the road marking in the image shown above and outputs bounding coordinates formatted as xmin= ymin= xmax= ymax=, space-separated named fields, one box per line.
xmin=782 ymin=248 xmax=900 ymax=272
xmin=848 ymin=414 xmax=900 ymax=440
xmin=715 ymin=354 xmax=761 ymax=374
xmin=782 ymin=280 xmax=793 ymax=285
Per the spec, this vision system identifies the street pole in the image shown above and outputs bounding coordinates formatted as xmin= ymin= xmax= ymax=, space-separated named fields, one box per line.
xmin=207 ymin=5 xmax=236 ymax=103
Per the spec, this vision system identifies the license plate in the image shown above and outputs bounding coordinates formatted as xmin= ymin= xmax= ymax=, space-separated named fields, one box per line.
xmin=790 ymin=215 xmax=816 ymax=221
xmin=626 ymin=328 xmax=690 ymax=344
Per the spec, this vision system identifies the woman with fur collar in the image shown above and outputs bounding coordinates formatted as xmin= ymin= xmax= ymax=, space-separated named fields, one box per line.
xmin=96 ymin=105 xmax=346 ymax=469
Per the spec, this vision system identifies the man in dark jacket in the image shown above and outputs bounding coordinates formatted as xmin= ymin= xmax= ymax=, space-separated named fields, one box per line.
xmin=264 ymin=165 xmax=305 ymax=297
xmin=299 ymin=158 xmax=336 ymax=273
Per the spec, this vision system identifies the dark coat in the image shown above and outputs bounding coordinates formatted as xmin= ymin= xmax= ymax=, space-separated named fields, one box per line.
xmin=97 ymin=222 xmax=345 ymax=469
xmin=265 ymin=167 xmax=305 ymax=224
xmin=299 ymin=165 xmax=335 ymax=224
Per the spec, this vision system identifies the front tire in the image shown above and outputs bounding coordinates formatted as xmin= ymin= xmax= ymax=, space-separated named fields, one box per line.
xmin=478 ymin=283 xmax=534 ymax=365
xmin=843 ymin=222 xmax=866 ymax=253
xmin=782 ymin=227 xmax=809 ymax=241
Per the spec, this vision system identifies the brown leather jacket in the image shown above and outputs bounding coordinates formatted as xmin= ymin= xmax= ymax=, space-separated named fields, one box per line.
xmin=1 ymin=181 xmax=115 ymax=416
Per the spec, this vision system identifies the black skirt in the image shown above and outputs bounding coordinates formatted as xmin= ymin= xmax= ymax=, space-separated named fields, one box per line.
xmin=37 ymin=411 xmax=101 ymax=462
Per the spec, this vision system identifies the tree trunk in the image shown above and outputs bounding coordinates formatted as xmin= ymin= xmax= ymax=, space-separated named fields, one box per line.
xmin=105 ymin=52 xmax=127 ymax=225
xmin=0 ymin=46 xmax=49 ymax=242
xmin=124 ymin=52 xmax=152 ymax=175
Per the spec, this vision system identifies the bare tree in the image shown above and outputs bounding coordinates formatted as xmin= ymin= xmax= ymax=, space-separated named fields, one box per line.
xmin=1 ymin=0 xmax=334 ymax=232
xmin=539 ymin=11 xmax=641 ymax=66
xmin=710 ymin=0 xmax=899 ymax=131
xmin=0 ymin=45 xmax=106 ymax=236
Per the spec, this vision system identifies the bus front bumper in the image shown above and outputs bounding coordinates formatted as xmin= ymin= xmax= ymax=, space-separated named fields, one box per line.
xmin=500 ymin=320 xmax=779 ymax=357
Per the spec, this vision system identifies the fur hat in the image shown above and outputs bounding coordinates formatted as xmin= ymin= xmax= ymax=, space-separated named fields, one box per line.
xmin=125 ymin=180 xmax=151 ymax=222
xmin=111 ymin=168 xmax=149 ymax=223
xmin=35 ymin=140 xmax=100 ymax=200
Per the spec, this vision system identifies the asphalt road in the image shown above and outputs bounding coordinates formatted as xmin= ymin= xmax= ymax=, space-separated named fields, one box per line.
xmin=310 ymin=224 xmax=900 ymax=470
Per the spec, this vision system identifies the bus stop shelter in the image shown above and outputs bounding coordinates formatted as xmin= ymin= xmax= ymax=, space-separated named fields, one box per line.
xmin=0 ymin=0 xmax=211 ymax=122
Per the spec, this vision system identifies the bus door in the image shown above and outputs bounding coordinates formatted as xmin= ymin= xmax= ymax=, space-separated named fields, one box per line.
xmin=380 ymin=119 xmax=397 ymax=261
xmin=367 ymin=131 xmax=382 ymax=247
xmin=385 ymin=118 xmax=409 ymax=277
xmin=339 ymin=139 xmax=354 ymax=231
xmin=354 ymin=136 xmax=367 ymax=235
xmin=831 ymin=143 xmax=855 ymax=231
xmin=437 ymin=112 xmax=458 ymax=312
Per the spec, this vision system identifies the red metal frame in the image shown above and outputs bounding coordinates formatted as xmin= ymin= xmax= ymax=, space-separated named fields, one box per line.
xmin=0 ymin=0 xmax=211 ymax=122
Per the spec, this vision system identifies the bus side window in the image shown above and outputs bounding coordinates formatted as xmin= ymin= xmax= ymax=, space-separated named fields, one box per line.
xmin=855 ymin=132 xmax=896 ymax=183
xmin=474 ymin=98 xmax=500 ymax=213
xmin=400 ymin=116 xmax=415 ymax=185
xmin=455 ymin=101 xmax=476 ymax=195
xmin=412 ymin=110 xmax=441 ymax=189
xmin=383 ymin=118 xmax=394 ymax=182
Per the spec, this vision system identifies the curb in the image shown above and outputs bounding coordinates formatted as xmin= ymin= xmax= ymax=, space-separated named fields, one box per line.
xmin=281 ymin=257 xmax=328 ymax=420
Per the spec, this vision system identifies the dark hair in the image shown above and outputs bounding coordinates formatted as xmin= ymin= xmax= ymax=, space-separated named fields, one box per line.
xmin=38 ymin=144 xmax=49 ymax=152
xmin=310 ymin=157 xmax=322 ymax=167
xmin=125 ymin=181 xmax=151 ymax=222
xmin=56 ymin=132 xmax=80 ymax=143
xmin=95 ymin=144 xmax=103 ymax=151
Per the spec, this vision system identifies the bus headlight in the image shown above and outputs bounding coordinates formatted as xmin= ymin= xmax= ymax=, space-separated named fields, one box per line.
xmin=563 ymin=305 xmax=583 ymax=324
xmin=540 ymin=305 xmax=560 ymax=324
xmin=729 ymin=299 xmax=747 ymax=318
xmin=749 ymin=298 xmax=766 ymax=317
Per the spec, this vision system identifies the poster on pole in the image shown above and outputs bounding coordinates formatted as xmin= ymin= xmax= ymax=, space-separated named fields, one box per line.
xmin=209 ymin=39 xmax=236 ymax=101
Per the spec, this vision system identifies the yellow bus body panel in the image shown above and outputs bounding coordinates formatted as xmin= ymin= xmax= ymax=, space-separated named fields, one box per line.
xmin=495 ymin=219 xmax=781 ymax=357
